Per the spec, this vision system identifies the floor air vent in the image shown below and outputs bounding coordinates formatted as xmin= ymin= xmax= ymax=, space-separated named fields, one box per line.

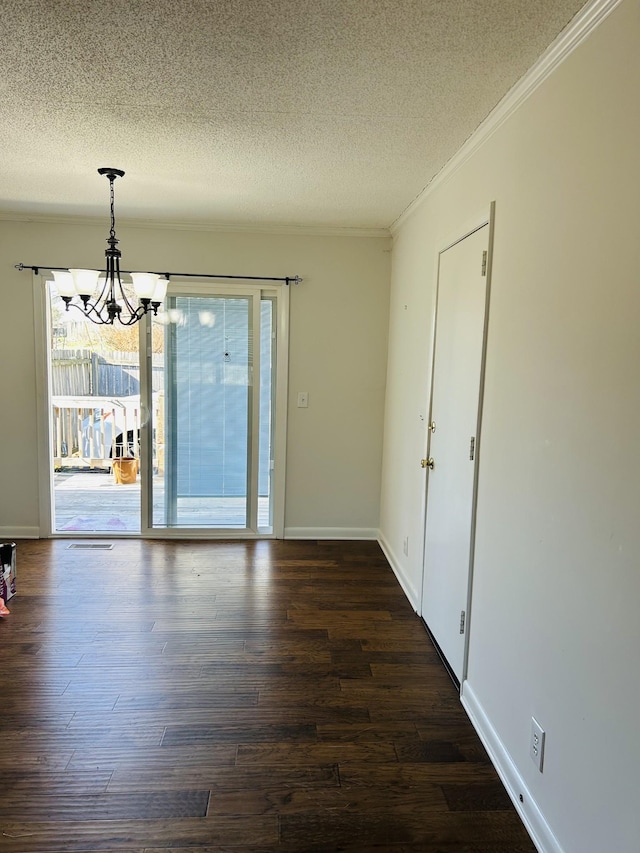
xmin=67 ymin=543 xmax=114 ymax=550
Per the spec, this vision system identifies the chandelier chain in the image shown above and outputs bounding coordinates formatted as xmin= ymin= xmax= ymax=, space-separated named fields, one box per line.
xmin=109 ymin=175 xmax=117 ymax=240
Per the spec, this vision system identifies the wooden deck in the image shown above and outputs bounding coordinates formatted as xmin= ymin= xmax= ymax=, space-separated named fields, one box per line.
xmin=0 ymin=538 xmax=537 ymax=852
xmin=54 ymin=471 xmax=270 ymax=533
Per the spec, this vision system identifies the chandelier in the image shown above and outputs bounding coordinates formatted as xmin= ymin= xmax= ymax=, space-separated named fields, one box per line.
xmin=51 ymin=168 xmax=167 ymax=326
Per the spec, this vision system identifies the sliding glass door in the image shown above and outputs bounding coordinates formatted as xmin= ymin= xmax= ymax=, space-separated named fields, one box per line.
xmin=46 ymin=278 xmax=143 ymax=534
xmin=142 ymin=281 xmax=287 ymax=537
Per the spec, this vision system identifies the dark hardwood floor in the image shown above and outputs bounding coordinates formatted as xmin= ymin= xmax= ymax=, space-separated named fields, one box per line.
xmin=0 ymin=539 xmax=537 ymax=852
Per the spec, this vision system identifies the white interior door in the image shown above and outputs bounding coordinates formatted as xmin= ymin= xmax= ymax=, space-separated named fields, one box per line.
xmin=421 ymin=223 xmax=491 ymax=682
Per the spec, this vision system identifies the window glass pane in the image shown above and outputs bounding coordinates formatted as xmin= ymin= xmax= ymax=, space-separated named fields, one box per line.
xmin=153 ymin=295 xmax=251 ymax=528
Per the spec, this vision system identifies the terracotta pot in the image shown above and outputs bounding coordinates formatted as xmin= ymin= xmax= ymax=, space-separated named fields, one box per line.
xmin=112 ymin=457 xmax=138 ymax=484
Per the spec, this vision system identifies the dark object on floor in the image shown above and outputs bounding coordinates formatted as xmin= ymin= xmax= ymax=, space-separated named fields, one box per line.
xmin=0 ymin=541 xmax=16 ymax=602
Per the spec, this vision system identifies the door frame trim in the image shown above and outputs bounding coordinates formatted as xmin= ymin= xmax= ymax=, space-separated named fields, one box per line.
xmin=462 ymin=202 xmax=496 ymax=684
xmin=420 ymin=201 xmax=496 ymax=687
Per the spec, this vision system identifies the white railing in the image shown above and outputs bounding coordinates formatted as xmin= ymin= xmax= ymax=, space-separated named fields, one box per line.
xmin=52 ymin=396 xmax=158 ymax=470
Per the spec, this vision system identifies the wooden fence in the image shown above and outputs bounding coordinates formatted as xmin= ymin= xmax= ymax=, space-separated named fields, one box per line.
xmin=51 ymin=350 xmax=163 ymax=397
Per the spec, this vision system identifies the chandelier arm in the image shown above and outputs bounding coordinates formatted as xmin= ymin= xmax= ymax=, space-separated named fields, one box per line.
xmin=118 ymin=305 xmax=147 ymax=326
xmin=92 ymin=274 xmax=112 ymax=310
xmin=64 ymin=299 xmax=114 ymax=326
xmin=111 ymin=257 xmax=140 ymax=317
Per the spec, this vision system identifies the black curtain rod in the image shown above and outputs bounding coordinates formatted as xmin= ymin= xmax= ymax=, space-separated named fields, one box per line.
xmin=15 ymin=263 xmax=302 ymax=286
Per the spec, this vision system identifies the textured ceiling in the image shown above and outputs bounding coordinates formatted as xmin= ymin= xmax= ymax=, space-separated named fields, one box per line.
xmin=0 ymin=0 xmax=585 ymax=229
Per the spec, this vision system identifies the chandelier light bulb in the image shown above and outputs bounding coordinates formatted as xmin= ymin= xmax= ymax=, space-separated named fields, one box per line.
xmin=130 ymin=272 xmax=161 ymax=300
xmin=51 ymin=269 xmax=77 ymax=298
xmin=152 ymin=277 xmax=168 ymax=304
xmin=68 ymin=268 xmax=101 ymax=297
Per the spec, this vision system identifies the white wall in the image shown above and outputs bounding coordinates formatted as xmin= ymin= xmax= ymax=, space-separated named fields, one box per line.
xmin=380 ymin=1 xmax=640 ymax=852
xmin=0 ymin=221 xmax=390 ymax=538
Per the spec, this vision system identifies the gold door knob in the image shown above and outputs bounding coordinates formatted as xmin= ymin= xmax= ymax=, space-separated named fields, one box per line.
xmin=421 ymin=457 xmax=434 ymax=469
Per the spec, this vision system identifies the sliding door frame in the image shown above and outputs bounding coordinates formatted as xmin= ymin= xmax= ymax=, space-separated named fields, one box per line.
xmin=35 ymin=271 xmax=144 ymax=538
xmin=140 ymin=277 xmax=290 ymax=539
xmin=33 ymin=271 xmax=55 ymax=538
xmin=33 ymin=272 xmax=290 ymax=540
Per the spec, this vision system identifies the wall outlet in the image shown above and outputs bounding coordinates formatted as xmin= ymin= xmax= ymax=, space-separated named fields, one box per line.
xmin=530 ymin=717 xmax=545 ymax=772
xmin=403 ymin=536 xmax=409 ymax=556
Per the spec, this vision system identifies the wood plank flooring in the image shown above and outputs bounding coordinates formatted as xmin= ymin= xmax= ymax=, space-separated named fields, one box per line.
xmin=0 ymin=539 xmax=537 ymax=852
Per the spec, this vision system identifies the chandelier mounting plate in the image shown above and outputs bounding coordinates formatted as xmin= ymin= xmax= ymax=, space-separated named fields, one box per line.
xmin=97 ymin=167 xmax=125 ymax=179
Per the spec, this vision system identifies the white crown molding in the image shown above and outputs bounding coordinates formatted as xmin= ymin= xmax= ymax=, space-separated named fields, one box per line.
xmin=0 ymin=211 xmax=389 ymax=239
xmin=390 ymin=0 xmax=624 ymax=235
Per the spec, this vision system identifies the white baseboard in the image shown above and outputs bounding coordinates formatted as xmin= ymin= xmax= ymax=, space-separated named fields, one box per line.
xmin=377 ymin=531 xmax=421 ymax=611
xmin=283 ymin=527 xmax=378 ymax=540
xmin=0 ymin=527 xmax=40 ymax=540
xmin=461 ymin=682 xmax=565 ymax=853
